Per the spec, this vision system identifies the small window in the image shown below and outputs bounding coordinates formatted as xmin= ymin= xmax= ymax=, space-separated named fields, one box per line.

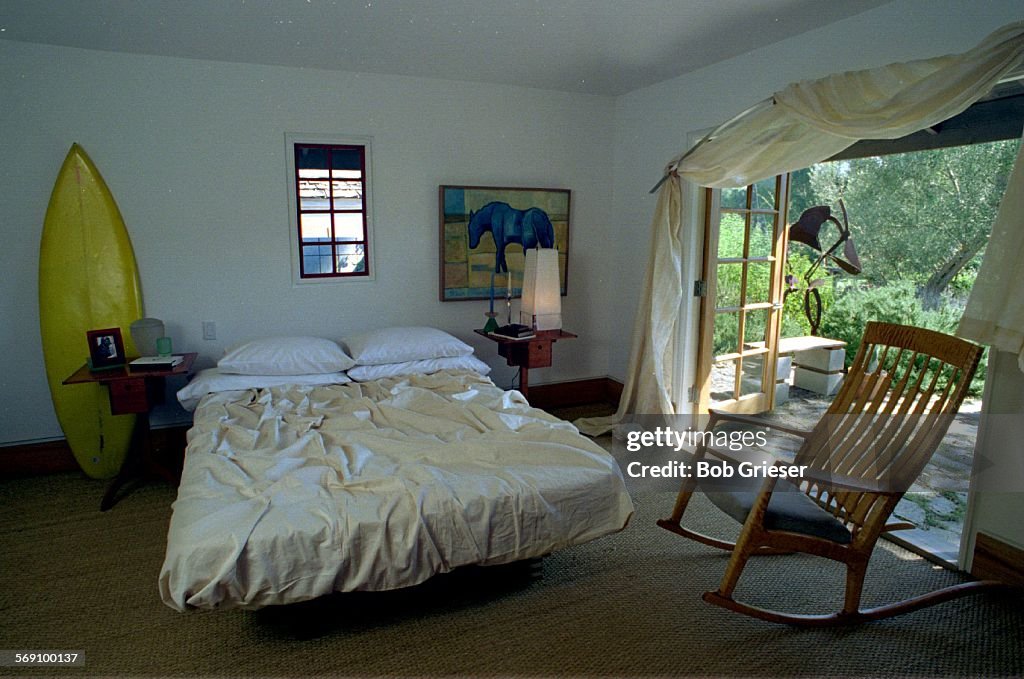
xmin=288 ymin=137 xmax=372 ymax=280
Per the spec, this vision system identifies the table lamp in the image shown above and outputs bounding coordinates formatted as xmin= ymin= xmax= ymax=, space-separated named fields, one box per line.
xmin=520 ymin=248 xmax=562 ymax=330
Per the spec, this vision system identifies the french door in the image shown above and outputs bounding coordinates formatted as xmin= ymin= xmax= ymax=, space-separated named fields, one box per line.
xmin=696 ymin=175 xmax=790 ymax=414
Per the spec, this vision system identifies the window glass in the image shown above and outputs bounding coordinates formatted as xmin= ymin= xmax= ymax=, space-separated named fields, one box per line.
xmin=292 ymin=141 xmax=370 ymax=279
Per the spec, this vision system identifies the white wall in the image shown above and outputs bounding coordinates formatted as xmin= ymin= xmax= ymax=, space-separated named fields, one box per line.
xmin=607 ymin=0 xmax=1023 ymax=552
xmin=0 ymin=41 xmax=617 ymax=444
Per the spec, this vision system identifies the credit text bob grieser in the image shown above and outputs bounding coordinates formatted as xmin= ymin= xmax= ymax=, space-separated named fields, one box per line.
xmin=623 ymin=426 xmax=807 ymax=480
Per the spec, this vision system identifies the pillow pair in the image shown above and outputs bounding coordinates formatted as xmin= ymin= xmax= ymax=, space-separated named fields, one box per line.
xmin=180 ymin=336 xmax=355 ymax=411
xmin=215 ymin=328 xmax=489 ymax=383
xmin=342 ymin=327 xmax=487 ymax=381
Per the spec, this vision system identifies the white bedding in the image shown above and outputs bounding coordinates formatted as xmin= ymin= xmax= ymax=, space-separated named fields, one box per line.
xmin=159 ymin=370 xmax=633 ymax=611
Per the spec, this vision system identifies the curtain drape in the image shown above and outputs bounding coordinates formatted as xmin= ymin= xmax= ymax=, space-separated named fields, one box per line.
xmin=670 ymin=21 xmax=1024 ymax=189
xmin=958 ymin=134 xmax=1024 ymax=368
xmin=575 ymin=176 xmax=682 ymax=436
xmin=576 ymin=22 xmax=1024 ymax=437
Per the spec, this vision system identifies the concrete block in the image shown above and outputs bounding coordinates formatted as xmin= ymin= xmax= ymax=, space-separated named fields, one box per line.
xmin=743 ymin=355 xmax=793 ymax=382
xmin=793 ymin=366 xmax=844 ymax=395
xmin=795 ymin=346 xmax=845 ymax=373
xmin=777 ymin=355 xmax=793 ymax=382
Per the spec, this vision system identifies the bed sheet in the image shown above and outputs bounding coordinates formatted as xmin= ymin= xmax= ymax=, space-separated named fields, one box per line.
xmin=159 ymin=370 xmax=633 ymax=611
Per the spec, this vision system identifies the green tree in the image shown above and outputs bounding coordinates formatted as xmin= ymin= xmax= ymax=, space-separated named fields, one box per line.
xmin=712 ymin=213 xmax=778 ymax=355
xmin=806 ymin=139 xmax=1019 ymax=308
xmin=787 ymin=167 xmax=817 ymax=220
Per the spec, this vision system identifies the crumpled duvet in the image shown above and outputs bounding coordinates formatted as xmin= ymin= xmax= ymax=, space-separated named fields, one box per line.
xmin=159 ymin=370 xmax=634 ymax=611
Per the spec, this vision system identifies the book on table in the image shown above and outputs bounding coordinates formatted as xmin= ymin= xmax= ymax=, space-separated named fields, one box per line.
xmin=129 ymin=355 xmax=184 ymax=371
xmin=490 ymin=324 xmax=535 ymax=340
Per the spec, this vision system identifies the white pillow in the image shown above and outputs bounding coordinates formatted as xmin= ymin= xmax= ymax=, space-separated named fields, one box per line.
xmin=343 ymin=326 xmax=473 ymax=366
xmin=347 ymin=355 xmax=491 ymax=382
xmin=218 ymin=336 xmax=355 ymax=375
xmin=176 ymin=368 xmax=350 ymax=411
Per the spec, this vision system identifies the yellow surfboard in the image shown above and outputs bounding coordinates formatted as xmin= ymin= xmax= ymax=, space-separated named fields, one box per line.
xmin=39 ymin=144 xmax=144 ymax=479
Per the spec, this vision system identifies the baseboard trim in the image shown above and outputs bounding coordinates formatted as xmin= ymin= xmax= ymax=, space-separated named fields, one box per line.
xmin=972 ymin=532 xmax=1024 ymax=587
xmin=527 ymin=377 xmax=623 ymax=411
xmin=0 ymin=439 xmax=79 ymax=477
xmin=1 ymin=425 xmax=191 ymax=478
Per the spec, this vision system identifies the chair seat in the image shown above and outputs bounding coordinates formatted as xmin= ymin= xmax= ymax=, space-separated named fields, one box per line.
xmin=700 ymin=473 xmax=852 ymax=545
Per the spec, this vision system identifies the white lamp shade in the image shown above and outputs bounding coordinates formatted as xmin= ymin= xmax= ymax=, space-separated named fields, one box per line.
xmin=520 ymin=248 xmax=562 ymax=330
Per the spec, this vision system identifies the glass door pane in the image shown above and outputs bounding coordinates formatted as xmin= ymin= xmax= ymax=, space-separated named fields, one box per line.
xmin=697 ymin=176 xmax=790 ymax=414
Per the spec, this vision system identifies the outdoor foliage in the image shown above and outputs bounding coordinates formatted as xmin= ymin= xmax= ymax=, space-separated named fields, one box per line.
xmin=714 ymin=215 xmax=832 ymax=356
xmin=782 ymin=250 xmax=833 ymax=337
xmin=778 ymin=138 xmax=1017 ymax=394
xmin=818 ymin=281 xmax=986 ymax=395
xmin=798 ymin=139 xmax=1018 ymax=306
xmin=713 ymin=213 xmax=775 ymax=356
xmin=712 ymin=139 xmax=1012 ymax=395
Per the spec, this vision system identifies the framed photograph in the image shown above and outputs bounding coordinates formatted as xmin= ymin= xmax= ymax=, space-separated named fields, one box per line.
xmin=439 ymin=185 xmax=570 ymax=301
xmin=87 ymin=327 xmax=126 ymax=370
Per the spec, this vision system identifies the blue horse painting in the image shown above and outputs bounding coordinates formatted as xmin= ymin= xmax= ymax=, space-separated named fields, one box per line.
xmin=467 ymin=201 xmax=555 ymax=273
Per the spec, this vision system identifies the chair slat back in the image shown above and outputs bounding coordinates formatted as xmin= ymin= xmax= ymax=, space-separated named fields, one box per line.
xmin=794 ymin=322 xmax=982 ymax=538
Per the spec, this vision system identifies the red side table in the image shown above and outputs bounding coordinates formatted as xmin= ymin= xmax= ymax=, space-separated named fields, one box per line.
xmin=474 ymin=329 xmax=576 ymax=397
xmin=63 ymin=353 xmax=197 ymax=510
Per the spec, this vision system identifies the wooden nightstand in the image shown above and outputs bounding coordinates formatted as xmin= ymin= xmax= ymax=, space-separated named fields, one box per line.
xmin=63 ymin=353 xmax=196 ymax=510
xmin=474 ymin=329 xmax=576 ymax=397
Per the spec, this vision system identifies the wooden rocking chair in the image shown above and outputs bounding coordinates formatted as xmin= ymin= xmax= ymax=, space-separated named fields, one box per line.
xmin=658 ymin=321 xmax=1004 ymax=626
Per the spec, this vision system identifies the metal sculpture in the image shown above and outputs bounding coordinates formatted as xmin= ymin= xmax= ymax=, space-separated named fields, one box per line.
xmin=785 ymin=200 xmax=862 ymax=335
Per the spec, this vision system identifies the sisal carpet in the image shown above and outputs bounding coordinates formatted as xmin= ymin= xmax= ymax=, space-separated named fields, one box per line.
xmin=0 ymin=470 xmax=1021 ymax=678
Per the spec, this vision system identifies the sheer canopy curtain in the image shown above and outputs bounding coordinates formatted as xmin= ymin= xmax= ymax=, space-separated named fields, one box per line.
xmin=576 ymin=21 xmax=1024 ymax=437
xmin=958 ymin=137 xmax=1024 ymax=368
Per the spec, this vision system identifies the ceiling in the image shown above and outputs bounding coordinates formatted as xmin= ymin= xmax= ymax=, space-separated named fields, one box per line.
xmin=0 ymin=0 xmax=893 ymax=96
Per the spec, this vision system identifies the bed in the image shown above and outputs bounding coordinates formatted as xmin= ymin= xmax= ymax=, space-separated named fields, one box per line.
xmin=159 ymin=332 xmax=633 ymax=611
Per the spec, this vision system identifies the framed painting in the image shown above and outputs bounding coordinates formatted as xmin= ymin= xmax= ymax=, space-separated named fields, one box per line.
xmin=439 ymin=185 xmax=570 ymax=301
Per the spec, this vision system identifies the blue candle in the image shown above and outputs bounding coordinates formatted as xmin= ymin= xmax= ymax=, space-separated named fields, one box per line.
xmin=489 ymin=272 xmax=495 ymax=313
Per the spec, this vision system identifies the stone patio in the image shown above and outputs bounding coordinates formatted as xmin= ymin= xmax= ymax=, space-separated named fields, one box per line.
xmin=753 ymin=385 xmax=980 ymax=564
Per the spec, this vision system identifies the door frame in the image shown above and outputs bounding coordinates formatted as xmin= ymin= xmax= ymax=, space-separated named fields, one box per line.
xmin=695 ymin=175 xmax=791 ymax=414
xmin=670 ymin=129 xmax=714 ymax=420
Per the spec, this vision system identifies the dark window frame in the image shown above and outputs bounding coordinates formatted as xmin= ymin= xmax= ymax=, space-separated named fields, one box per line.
xmin=291 ymin=140 xmax=371 ymax=280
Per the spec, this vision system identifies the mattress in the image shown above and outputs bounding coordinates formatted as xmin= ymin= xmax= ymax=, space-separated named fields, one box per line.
xmin=159 ymin=370 xmax=633 ymax=611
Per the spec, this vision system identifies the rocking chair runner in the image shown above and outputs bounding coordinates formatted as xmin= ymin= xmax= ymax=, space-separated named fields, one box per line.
xmin=658 ymin=321 xmax=1004 ymax=626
